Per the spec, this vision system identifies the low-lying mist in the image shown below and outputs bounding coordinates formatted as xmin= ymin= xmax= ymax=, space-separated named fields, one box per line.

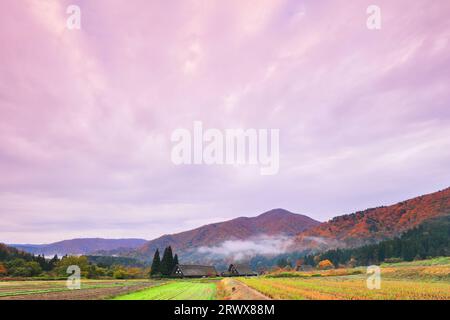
xmin=196 ymin=235 xmax=295 ymax=261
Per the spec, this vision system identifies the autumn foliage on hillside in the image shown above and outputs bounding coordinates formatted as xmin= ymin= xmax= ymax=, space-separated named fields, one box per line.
xmin=295 ymin=187 xmax=450 ymax=249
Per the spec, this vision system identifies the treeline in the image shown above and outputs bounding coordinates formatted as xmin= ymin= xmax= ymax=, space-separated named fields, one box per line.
xmin=0 ymin=243 xmax=149 ymax=279
xmin=0 ymin=244 xmax=59 ymax=277
xmin=86 ymin=255 xmax=147 ymax=268
xmin=150 ymin=246 xmax=179 ymax=277
xmin=303 ymin=215 xmax=450 ymax=267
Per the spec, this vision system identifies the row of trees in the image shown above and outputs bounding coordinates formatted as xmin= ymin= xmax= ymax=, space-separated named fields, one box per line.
xmin=58 ymin=256 xmax=149 ymax=279
xmin=0 ymin=244 xmax=60 ymax=277
xmin=0 ymin=243 xmax=150 ymax=279
xmin=150 ymin=246 xmax=179 ymax=277
xmin=1 ymin=241 xmax=179 ymax=280
xmin=303 ymin=215 xmax=450 ymax=267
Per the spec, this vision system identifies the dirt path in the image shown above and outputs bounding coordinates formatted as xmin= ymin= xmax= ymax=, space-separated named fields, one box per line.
xmin=219 ymin=278 xmax=271 ymax=300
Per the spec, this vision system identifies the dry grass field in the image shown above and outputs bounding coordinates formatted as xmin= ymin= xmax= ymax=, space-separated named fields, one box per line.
xmin=239 ymin=258 xmax=450 ymax=300
xmin=239 ymin=276 xmax=450 ymax=300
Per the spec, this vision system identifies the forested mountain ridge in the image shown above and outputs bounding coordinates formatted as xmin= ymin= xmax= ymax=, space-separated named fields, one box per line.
xmin=294 ymin=188 xmax=450 ymax=250
xmin=303 ymin=214 xmax=450 ymax=267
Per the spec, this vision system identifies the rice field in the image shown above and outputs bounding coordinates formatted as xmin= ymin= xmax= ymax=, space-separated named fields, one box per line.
xmin=240 ymin=273 xmax=450 ymax=300
xmin=113 ymin=281 xmax=217 ymax=300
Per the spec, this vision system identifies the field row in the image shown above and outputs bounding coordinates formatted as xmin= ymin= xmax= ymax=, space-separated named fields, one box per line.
xmin=239 ymin=276 xmax=450 ymax=300
xmin=114 ymin=282 xmax=217 ymax=300
xmin=0 ymin=280 xmax=160 ymax=300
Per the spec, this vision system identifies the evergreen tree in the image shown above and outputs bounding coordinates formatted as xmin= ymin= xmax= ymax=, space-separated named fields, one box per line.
xmin=160 ymin=246 xmax=174 ymax=276
xmin=150 ymin=249 xmax=161 ymax=276
xmin=49 ymin=254 xmax=59 ymax=267
xmin=173 ymin=254 xmax=179 ymax=268
xmin=276 ymin=258 xmax=288 ymax=268
xmin=35 ymin=254 xmax=47 ymax=270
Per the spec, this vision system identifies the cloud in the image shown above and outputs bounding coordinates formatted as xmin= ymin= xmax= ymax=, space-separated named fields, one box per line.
xmin=300 ymin=236 xmax=344 ymax=250
xmin=0 ymin=0 xmax=449 ymax=243
xmin=196 ymin=235 xmax=295 ymax=261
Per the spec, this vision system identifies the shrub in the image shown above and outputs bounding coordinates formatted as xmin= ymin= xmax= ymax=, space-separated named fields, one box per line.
xmin=384 ymin=257 xmax=403 ymax=264
xmin=0 ymin=263 xmax=7 ymax=275
xmin=318 ymin=259 xmax=334 ymax=270
xmin=113 ymin=269 xmax=126 ymax=279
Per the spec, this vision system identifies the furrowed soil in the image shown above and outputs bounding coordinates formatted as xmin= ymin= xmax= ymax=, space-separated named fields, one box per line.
xmin=0 ymin=280 xmax=161 ymax=300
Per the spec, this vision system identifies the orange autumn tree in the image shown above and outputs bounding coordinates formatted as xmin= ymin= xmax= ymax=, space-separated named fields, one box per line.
xmin=0 ymin=263 xmax=7 ymax=276
xmin=318 ymin=259 xmax=334 ymax=270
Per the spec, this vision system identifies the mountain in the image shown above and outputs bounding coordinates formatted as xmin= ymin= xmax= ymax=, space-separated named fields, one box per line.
xmin=294 ymin=187 xmax=450 ymax=250
xmin=304 ymin=215 xmax=450 ymax=267
xmin=10 ymin=238 xmax=148 ymax=257
xmin=9 ymin=188 xmax=449 ymax=263
xmin=135 ymin=209 xmax=320 ymax=261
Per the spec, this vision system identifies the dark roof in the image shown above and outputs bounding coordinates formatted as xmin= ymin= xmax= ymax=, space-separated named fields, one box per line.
xmin=174 ymin=264 xmax=217 ymax=277
xmin=229 ymin=264 xmax=256 ymax=275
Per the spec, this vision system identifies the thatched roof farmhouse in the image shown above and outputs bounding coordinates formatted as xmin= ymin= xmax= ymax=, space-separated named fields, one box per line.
xmin=171 ymin=264 xmax=218 ymax=278
xmin=222 ymin=264 xmax=257 ymax=276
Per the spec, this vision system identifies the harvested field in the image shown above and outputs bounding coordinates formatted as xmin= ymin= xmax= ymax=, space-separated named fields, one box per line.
xmin=239 ymin=276 xmax=450 ymax=300
xmin=0 ymin=279 xmax=161 ymax=300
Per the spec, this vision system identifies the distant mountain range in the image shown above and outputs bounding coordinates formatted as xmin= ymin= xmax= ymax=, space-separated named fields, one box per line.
xmin=9 ymin=209 xmax=320 ymax=261
xmin=10 ymin=238 xmax=147 ymax=257
xmin=132 ymin=188 xmax=450 ymax=262
xmin=9 ymin=187 xmax=450 ymax=263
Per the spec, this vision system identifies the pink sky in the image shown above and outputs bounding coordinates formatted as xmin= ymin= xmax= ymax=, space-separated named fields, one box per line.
xmin=1 ymin=0 xmax=450 ymax=243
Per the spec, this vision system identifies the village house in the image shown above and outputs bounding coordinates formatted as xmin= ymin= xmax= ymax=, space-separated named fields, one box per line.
xmin=171 ymin=264 xmax=218 ymax=278
xmin=295 ymin=259 xmax=314 ymax=272
xmin=222 ymin=264 xmax=258 ymax=277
